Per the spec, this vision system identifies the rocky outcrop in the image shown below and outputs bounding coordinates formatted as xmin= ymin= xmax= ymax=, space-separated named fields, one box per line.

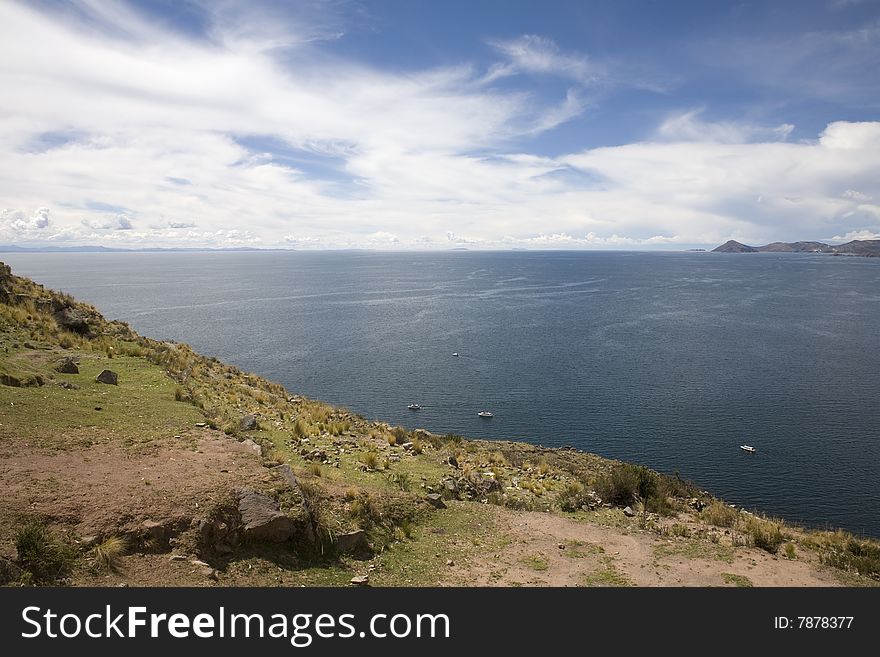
xmin=239 ymin=414 xmax=258 ymax=431
xmin=95 ymin=369 xmax=118 ymax=385
xmin=237 ymin=489 xmax=296 ymax=543
xmin=335 ymin=529 xmax=371 ymax=559
xmin=54 ymin=307 xmax=91 ymax=335
xmin=55 ymin=357 xmax=79 ymax=374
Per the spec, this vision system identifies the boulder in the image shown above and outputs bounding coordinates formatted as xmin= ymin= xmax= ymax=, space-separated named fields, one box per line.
xmin=57 ymin=381 xmax=79 ymax=390
xmin=95 ymin=369 xmax=118 ymax=385
xmin=240 ymin=438 xmax=262 ymax=456
xmin=272 ymin=464 xmax=299 ymax=489
xmin=56 ymin=357 xmax=79 ymax=374
xmin=349 ymin=574 xmax=369 ymax=586
xmin=623 ymin=506 xmax=635 ymax=517
xmin=335 ymin=530 xmax=371 ymax=559
xmin=239 ymin=414 xmax=258 ymax=431
xmin=54 ymin=307 xmax=90 ymax=335
xmin=425 ymin=493 xmax=446 ymax=509
xmin=237 ymin=490 xmax=295 ymax=542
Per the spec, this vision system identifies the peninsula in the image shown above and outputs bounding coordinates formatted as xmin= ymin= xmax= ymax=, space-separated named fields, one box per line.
xmin=712 ymin=238 xmax=880 ymax=256
xmin=1 ymin=261 xmax=878 ymax=587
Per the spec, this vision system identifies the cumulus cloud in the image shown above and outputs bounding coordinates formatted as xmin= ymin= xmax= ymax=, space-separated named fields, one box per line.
xmin=830 ymin=228 xmax=880 ymax=241
xmin=81 ymin=214 xmax=134 ymax=230
xmin=0 ymin=207 xmax=52 ymax=241
xmin=0 ymin=4 xmax=878 ymax=250
xmin=842 ymin=189 xmax=872 ymax=201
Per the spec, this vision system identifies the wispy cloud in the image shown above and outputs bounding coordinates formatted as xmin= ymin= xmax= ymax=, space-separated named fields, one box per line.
xmin=486 ymin=34 xmax=604 ymax=85
xmin=0 ymin=2 xmax=878 ymax=250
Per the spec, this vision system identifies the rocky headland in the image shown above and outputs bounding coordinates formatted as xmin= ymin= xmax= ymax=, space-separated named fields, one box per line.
xmin=1 ymin=261 xmax=878 ymax=587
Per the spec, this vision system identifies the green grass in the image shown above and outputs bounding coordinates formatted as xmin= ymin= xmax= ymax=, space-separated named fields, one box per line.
xmin=520 ymin=554 xmax=549 ymax=571
xmin=721 ymin=572 xmax=754 ymax=587
xmin=582 ymin=559 xmax=633 ymax=587
xmin=0 ymin=352 xmax=203 ymax=450
xmin=653 ymin=539 xmax=735 ymax=564
xmin=15 ymin=521 xmax=78 ymax=584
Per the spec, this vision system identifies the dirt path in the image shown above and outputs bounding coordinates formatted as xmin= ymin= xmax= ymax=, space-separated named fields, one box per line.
xmin=463 ymin=507 xmax=842 ymax=587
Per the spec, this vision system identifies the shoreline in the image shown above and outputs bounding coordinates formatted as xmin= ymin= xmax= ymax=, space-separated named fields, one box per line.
xmin=1 ymin=260 xmax=878 ymax=586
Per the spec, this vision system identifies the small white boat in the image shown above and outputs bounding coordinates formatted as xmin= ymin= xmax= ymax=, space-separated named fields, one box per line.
xmin=477 ymin=411 xmax=493 ymax=418
xmin=740 ymin=444 xmax=756 ymax=453
xmin=452 ymin=352 xmax=460 ymax=357
xmin=407 ymin=403 xmax=421 ymax=410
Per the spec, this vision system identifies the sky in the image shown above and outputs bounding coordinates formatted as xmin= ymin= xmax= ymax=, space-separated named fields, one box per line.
xmin=1 ymin=0 xmax=879 ymax=250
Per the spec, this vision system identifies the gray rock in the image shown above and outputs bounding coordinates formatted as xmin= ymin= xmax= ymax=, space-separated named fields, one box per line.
xmin=447 ymin=455 xmax=459 ymax=469
xmin=54 ymin=307 xmax=90 ymax=335
xmin=55 ymin=357 xmax=79 ymax=374
xmin=401 ymin=442 xmax=414 ymax=452
xmin=272 ymin=463 xmax=299 ymax=489
xmin=425 ymin=493 xmax=446 ymax=509
xmin=95 ymin=369 xmax=118 ymax=385
xmin=241 ymin=438 xmax=262 ymax=456
xmin=142 ymin=520 xmax=170 ymax=544
xmin=57 ymin=381 xmax=79 ymax=390
xmin=169 ymin=554 xmax=187 ymax=562
xmin=237 ymin=489 xmax=295 ymax=542
xmin=349 ymin=574 xmax=369 ymax=586
xmin=335 ymin=530 xmax=371 ymax=559
xmin=623 ymin=506 xmax=635 ymax=517
xmin=239 ymin=414 xmax=258 ymax=431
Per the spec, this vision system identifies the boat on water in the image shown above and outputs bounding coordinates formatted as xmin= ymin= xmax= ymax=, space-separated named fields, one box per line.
xmin=452 ymin=352 xmax=460 ymax=357
xmin=740 ymin=444 xmax=756 ymax=453
xmin=477 ymin=411 xmax=493 ymax=418
xmin=407 ymin=403 xmax=421 ymax=410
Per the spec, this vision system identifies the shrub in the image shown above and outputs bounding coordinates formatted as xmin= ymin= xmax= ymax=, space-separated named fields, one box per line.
xmin=388 ymin=471 xmax=412 ymax=492
xmin=700 ymin=501 xmax=739 ymax=528
xmin=92 ymin=536 xmax=127 ymax=572
xmin=309 ymin=462 xmax=323 ymax=477
xmin=362 ymin=451 xmax=380 ymax=471
xmin=391 ymin=426 xmax=409 ymax=444
xmin=596 ymin=464 xmax=657 ymax=506
xmin=15 ymin=522 xmax=77 ymax=584
xmin=744 ymin=518 xmax=785 ymax=554
xmin=557 ymin=481 xmax=588 ymax=512
xmin=783 ymin=542 xmax=797 ymax=560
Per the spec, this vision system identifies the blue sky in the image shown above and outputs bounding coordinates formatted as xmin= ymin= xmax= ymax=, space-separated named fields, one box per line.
xmin=1 ymin=0 xmax=879 ymax=249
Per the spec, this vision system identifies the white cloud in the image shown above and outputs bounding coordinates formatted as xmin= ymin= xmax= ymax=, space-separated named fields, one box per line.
xmin=0 ymin=4 xmax=878 ymax=250
xmin=81 ymin=214 xmax=134 ymax=230
xmin=657 ymin=109 xmax=794 ymax=143
xmin=842 ymin=189 xmax=872 ymax=201
xmin=487 ymin=35 xmax=603 ymax=85
xmin=830 ymin=228 xmax=880 ymax=241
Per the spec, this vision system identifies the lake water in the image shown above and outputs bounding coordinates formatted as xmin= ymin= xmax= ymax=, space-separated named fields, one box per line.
xmin=4 ymin=250 xmax=879 ymax=536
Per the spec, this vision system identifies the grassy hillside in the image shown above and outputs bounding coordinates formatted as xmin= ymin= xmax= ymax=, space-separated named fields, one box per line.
xmin=1 ymin=261 xmax=877 ymax=587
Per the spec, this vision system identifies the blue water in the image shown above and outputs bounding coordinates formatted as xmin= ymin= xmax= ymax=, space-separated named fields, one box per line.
xmin=3 ymin=251 xmax=879 ymax=536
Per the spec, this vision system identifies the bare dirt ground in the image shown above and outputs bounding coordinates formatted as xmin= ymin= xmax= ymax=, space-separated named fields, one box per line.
xmin=0 ymin=428 xmax=268 ymax=556
xmin=462 ymin=507 xmax=843 ymax=587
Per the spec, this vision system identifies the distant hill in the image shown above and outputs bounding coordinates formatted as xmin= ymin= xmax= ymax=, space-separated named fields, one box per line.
xmin=712 ymin=239 xmax=880 ymax=257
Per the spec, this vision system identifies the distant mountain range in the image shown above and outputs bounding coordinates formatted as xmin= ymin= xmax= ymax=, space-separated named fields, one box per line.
xmin=712 ymin=239 xmax=880 ymax=257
